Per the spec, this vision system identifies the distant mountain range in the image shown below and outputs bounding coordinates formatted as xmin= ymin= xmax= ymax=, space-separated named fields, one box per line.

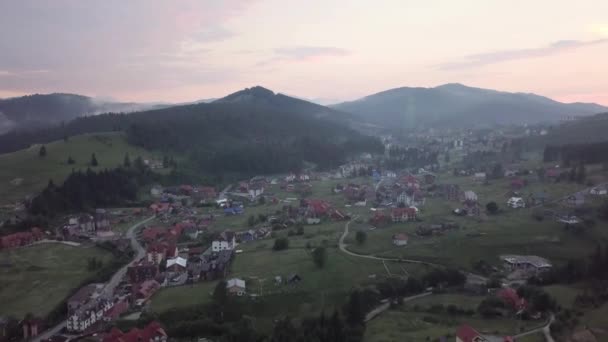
xmin=2 ymin=84 xmax=606 ymax=141
xmin=0 ymin=93 xmax=166 ymax=134
xmin=332 ymin=83 xmax=607 ymax=130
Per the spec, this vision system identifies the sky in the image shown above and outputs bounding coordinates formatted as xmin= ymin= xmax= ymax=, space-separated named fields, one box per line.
xmin=0 ymin=0 xmax=607 ymax=105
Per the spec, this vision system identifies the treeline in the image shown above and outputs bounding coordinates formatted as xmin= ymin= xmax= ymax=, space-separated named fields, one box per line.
xmin=530 ymin=245 xmax=608 ymax=285
xmin=543 ymin=141 xmax=608 ymax=165
xmin=28 ymin=166 xmax=156 ymax=217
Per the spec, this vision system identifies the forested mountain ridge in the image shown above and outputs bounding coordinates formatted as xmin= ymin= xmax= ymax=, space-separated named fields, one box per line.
xmin=332 ymin=83 xmax=607 ymax=130
xmin=0 ymin=93 xmax=163 ymax=134
xmin=0 ymin=87 xmax=383 ymax=177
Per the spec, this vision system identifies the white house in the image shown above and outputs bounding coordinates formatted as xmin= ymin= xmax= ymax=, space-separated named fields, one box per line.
xmin=226 ymin=278 xmax=246 ymax=296
xmin=212 ymin=231 xmax=236 ymax=252
xmin=66 ymin=299 xmax=113 ymax=332
xmin=500 ymin=255 xmax=552 ymax=274
xmin=473 ymin=173 xmax=486 ymax=182
xmin=248 ymin=186 xmax=265 ymax=200
xmin=507 ymin=197 xmax=526 ymax=209
xmin=392 ymin=233 xmax=408 ymax=246
xmin=463 ymin=190 xmax=478 ymax=202
xmin=590 ymin=186 xmax=608 ymax=196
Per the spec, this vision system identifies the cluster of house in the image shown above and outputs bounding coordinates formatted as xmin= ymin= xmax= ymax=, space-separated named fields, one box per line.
xmin=370 ymin=207 xmax=418 ymax=227
xmin=376 ymin=173 xmax=428 ymax=208
xmin=62 ymin=209 xmax=111 ymax=238
xmin=452 ymin=190 xmax=481 ymax=217
xmin=299 ymin=199 xmax=348 ymax=224
xmin=334 ymin=183 xmax=376 ymax=206
xmin=235 ymin=176 xmax=266 ymax=201
xmin=0 ymin=227 xmax=44 ymax=250
xmin=66 ymin=283 xmax=130 ymax=333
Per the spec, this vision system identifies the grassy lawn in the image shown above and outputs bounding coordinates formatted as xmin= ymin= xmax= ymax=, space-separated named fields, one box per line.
xmin=150 ymin=281 xmax=218 ymax=313
xmin=0 ymin=243 xmax=115 ymax=318
xmin=364 ymin=308 xmax=536 ymax=342
xmin=0 ymin=132 xmax=159 ymax=204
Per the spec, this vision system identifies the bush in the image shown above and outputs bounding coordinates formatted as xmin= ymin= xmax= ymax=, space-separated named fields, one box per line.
xmin=486 ymin=202 xmax=499 ymax=214
xmin=355 ymin=231 xmax=367 ymax=245
xmin=312 ymin=247 xmax=327 ymax=268
xmin=273 ymin=237 xmax=289 ymax=251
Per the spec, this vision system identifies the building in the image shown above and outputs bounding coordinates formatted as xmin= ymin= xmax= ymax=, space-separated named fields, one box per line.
xmin=590 ymin=186 xmax=608 ymax=196
xmin=22 ymin=316 xmax=43 ymax=340
xmin=67 ymin=296 xmax=113 ymax=332
xmin=456 ymin=324 xmax=488 ymax=342
xmin=463 ymin=190 xmax=478 ymax=202
xmin=226 ymin=278 xmax=246 ymax=296
xmin=473 ymin=172 xmax=486 ymax=182
xmin=102 ymin=321 xmax=168 ymax=342
xmin=166 ymin=257 xmax=187 ymax=273
xmin=566 ymin=193 xmax=585 ymax=207
xmin=127 ymin=260 xmax=159 ymax=284
xmin=390 ymin=208 xmax=417 ymax=222
xmin=146 ymin=242 xmax=177 ymax=265
xmin=507 ymin=197 xmax=526 ymax=209
xmin=133 ymin=280 xmax=161 ymax=303
xmin=0 ymin=227 xmax=44 ymax=250
xmin=500 ymin=255 xmax=552 ymax=274
xmin=212 ymin=231 xmax=236 ymax=252
xmin=392 ymin=233 xmax=408 ymax=246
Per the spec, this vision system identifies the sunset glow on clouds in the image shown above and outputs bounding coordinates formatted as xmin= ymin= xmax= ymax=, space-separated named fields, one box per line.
xmin=0 ymin=0 xmax=607 ymax=104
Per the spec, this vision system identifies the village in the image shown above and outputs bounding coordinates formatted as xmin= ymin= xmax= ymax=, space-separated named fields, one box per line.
xmin=2 ymin=126 xmax=608 ymax=342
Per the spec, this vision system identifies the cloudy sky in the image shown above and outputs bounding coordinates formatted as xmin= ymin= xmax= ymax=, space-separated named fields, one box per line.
xmin=1 ymin=0 xmax=607 ymax=104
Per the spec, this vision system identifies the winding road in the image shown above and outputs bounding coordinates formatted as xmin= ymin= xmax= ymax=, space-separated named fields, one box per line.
xmin=33 ymin=215 xmax=155 ymax=342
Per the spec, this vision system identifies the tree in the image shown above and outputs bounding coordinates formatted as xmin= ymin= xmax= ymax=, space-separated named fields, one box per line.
xmin=491 ymin=163 xmax=504 ymax=179
xmin=355 ymin=231 xmax=367 ymax=245
xmin=444 ymin=153 xmax=450 ymax=164
xmin=90 ymin=153 xmax=98 ymax=166
xmin=38 ymin=145 xmax=47 ymax=157
xmin=486 ymin=201 xmax=499 ymax=215
xmin=67 ymin=156 xmax=75 ymax=165
xmin=312 ymin=246 xmax=327 ymax=268
xmin=247 ymin=215 xmax=256 ymax=227
xmin=576 ymin=162 xmax=586 ymax=184
xmin=134 ymin=156 xmax=145 ymax=172
xmin=213 ymin=280 xmax=228 ymax=306
xmin=163 ymin=155 xmax=169 ymax=168
xmin=123 ymin=153 xmax=131 ymax=167
xmin=273 ymin=237 xmax=289 ymax=251
xmin=345 ymin=290 xmax=364 ymax=326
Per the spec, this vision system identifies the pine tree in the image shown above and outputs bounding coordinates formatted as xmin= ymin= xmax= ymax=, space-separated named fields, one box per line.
xmin=123 ymin=153 xmax=131 ymax=168
xmin=38 ymin=145 xmax=47 ymax=158
xmin=90 ymin=153 xmax=98 ymax=166
xmin=67 ymin=156 xmax=75 ymax=165
xmin=162 ymin=155 xmax=169 ymax=168
xmin=577 ymin=162 xmax=586 ymax=184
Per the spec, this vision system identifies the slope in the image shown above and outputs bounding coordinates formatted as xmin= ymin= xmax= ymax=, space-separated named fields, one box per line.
xmin=0 ymin=132 xmax=158 ymax=204
xmin=332 ymin=83 xmax=607 ymax=129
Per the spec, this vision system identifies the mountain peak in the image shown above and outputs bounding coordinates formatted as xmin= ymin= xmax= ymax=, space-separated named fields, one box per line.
xmin=214 ymin=86 xmax=277 ymax=104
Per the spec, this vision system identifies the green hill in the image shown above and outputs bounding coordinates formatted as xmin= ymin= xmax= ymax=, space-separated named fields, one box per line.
xmin=0 ymin=132 xmax=157 ymax=204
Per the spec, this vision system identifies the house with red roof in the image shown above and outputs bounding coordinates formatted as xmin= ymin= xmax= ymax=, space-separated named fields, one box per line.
xmin=305 ymin=199 xmax=332 ymax=217
xmin=102 ymin=321 xmax=167 ymax=342
xmin=392 ymin=233 xmax=408 ymax=246
xmin=133 ymin=280 xmax=161 ymax=302
xmin=141 ymin=226 xmax=166 ymax=243
xmin=391 ymin=208 xmax=417 ymax=222
xmin=498 ymin=288 xmax=527 ymax=312
xmin=510 ymin=178 xmax=526 ymax=190
xmin=127 ymin=260 xmax=159 ymax=284
xmin=0 ymin=227 xmax=44 ymax=250
xmin=456 ymin=324 xmax=487 ymax=342
xmin=146 ymin=241 xmax=177 ymax=265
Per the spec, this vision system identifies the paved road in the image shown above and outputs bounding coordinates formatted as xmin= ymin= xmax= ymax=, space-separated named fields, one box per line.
xmin=365 ymin=292 xmax=432 ymax=322
xmin=33 ymin=215 xmax=155 ymax=342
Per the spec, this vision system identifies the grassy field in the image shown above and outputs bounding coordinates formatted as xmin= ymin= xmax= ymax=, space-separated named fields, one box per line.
xmin=0 ymin=132 xmax=158 ymax=204
xmin=0 ymin=243 xmax=115 ymax=318
xmin=364 ymin=307 xmax=536 ymax=342
xmin=515 ymin=333 xmax=545 ymax=342
xmin=345 ymin=171 xmax=605 ymax=271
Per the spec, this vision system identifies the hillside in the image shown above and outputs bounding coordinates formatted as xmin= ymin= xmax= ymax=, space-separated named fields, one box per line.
xmin=537 ymin=112 xmax=608 ymax=146
xmin=0 ymin=93 xmax=163 ymax=134
xmin=332 ymin=83 xmax=607 ymax=130
xmin=0 ymin=132 xmax=158 ymax=204
xmin=214 ymin=86 xmax=355 ymax=123
xmin=0 ymin=87 xmax=382 ymax=185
